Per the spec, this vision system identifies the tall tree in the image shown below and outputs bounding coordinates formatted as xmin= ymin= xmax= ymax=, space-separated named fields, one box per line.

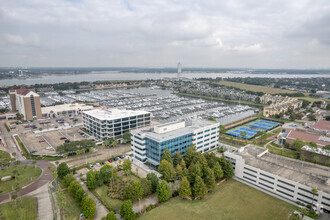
xmin=146 ymin=173 xmax=159 ymax=193
xmin=81 ymin=197 xmax=96 ymax=219
xmin=57 ymin=162 xmax=70 ymax=179
xmin=213 ymin=162 xmax=224 ymax=181
xmin=161 ymin=149 xmax=173 ymax=164
xmin=175 ymin=164 xmax=183 ymax=179
xmin=86 ymin=170 xmax=97 ymax=189
xmin=100 ymin=164 xmax=113 ymax=184
xmin=156 ymin=180 xmax=171 ymax=203
xmin=219 ymin=158 xmax=234 ymax=179
xmin=172 ymin=151 xmax=183 ymax=167
xmin=63 ymin=174 xmax=75 ymax=187
xmin=179 ymin=176 xmax=191 ymax=199
xmin=158 ymin=159 xmax=175 ymax=181
xmin=123 ymin=181 xmax=143 ymax=201
xmin=123 ymin=159 xmax=132 ymax=176
xmin=105 ymin=211 xmax=117 ymax=220
xmin=122 ymin=131 xmax=131 ymax=143
xmin=204 ymin=167 xmax=216 ymax=189
xmin=311 ymin=188 xmax=318 ymax=208
xmin=120 ymin=200 xmax=135 ymax=220
xmin=140 ymin=178 xmax=153 ymax=197
xmin=75 ymin=187 xmax=86 ymax=205
xmin=184 ymin=145 xmax=197 ymax=167
xmin=188 ymin=162 xmax=202 ymax=184
xmin=192 ymin=176 xmax=207 ymax=198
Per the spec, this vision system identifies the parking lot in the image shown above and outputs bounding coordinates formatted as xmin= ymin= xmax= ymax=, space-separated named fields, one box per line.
xmin=19 ymin=124 xmax=86 ymax=155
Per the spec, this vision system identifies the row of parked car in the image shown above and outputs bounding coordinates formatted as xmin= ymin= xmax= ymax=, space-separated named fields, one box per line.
xmin=88 ymin=155 xmax=126 ymax=169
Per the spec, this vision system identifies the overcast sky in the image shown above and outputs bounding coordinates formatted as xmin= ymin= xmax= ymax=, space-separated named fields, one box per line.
xmin=1 ymin=0 xmax=330 ymax=69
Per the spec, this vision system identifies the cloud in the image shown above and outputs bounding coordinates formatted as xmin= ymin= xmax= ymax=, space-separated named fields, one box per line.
xmin=3 ymin=33 xmax=40 ymax=46
xmin=0 ymin=0 xmax=329 ymax=68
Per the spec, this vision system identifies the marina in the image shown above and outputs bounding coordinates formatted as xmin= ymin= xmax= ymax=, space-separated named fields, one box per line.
xmin=40 ymin=87 xmax=257 ymax=124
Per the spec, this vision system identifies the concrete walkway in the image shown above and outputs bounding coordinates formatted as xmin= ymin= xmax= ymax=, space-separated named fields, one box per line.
xmin=74 ymin=175 xmax=109 ymax=220
xmin=133 ymin=194 xmax=158 ymax=213
xmin=25 ymin=184 xmax=54 ymax=220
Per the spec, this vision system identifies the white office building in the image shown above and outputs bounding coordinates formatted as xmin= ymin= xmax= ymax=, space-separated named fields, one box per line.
xmin=83 ymin=108 xmax=151 ymax=140
xmin=131 ymin=119 xmax=219 ymax=164
xmin=224 ymin=145 xmax=330 ymax=213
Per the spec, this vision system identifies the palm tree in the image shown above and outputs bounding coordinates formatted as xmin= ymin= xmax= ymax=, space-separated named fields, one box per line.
xmin=311 ymin=188 xmax=318 ymax=208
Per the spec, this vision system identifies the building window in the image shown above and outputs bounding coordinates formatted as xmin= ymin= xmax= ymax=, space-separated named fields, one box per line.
xmin=30 ymin=95 xmax=36 ymax=116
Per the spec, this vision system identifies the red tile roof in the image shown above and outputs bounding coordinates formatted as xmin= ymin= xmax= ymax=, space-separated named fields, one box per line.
xmin=309 ymin=120 xmax=330 ymax=132
xmin=9 ymin=88 xmax=35 ymax=95
xmin=287 ymin=130 xmax=329 ymax=147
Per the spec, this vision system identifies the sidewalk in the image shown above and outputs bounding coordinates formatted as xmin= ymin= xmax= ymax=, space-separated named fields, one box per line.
xmin=133 ymin=194 xmax=158 ymax=213
xmin=74 ymin=175 xmax=109 ymax=220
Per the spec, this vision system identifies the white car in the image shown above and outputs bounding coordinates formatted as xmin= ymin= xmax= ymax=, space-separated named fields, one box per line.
xmin=96 ymin=163 xmax=101 ymax=167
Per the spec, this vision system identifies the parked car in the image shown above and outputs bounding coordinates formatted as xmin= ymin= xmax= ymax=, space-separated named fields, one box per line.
xmin=101 ymin=161 xmax=106 ymax=165
xmin=39 ymin=140 xmax=45 ymax=143
xmin=114 ymin=157 xmax=119 ymax=161
xmin=119 ymin=155 xmax=125 ymax=159
xmin=96 ymin=163 xmax=101 ymax=167
xmin=60 ymin=137 xmax=66 ymax=140
xmin=108 ymin=159 xmax=113 ymax=163
xmin=89 ymin=164 xmax=94 ymax=169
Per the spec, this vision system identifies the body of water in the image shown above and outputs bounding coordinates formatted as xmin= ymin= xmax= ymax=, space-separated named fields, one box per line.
xmin=0 ymin=71 xmax=329 ymax=86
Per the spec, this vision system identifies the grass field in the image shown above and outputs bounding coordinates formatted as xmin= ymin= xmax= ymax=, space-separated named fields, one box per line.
xmin=140 ymin=179 xmax=297 ymax=220
xmin=177 ymin=93 xmax=265 ymax=107
xmin=0 ymin=150 xmax=11 ymax=160
xmin=57 ymin=189 xmax=81 ymax=220
xmin=0 ymin=197 xmax=37 ymax=219
xmin=93 ymin=185 xmax=123 ymax=211
xmin=214 ymin=81 xmax=325 ymax=102
xmin=215 ymin=81 xmax=298 ymax=94
xmin=267 ymin=144 xmax=299 ymax=159
xmin=0 ymin=165 xmax=41 ymax=194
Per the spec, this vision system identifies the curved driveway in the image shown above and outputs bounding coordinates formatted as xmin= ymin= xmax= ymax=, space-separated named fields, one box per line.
xmin=0 ymin=160 xmax=55 ymax=203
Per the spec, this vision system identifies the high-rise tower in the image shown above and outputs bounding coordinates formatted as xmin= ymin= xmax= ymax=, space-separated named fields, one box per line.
xmin=177 ymin=62 xmax=182 ymax=78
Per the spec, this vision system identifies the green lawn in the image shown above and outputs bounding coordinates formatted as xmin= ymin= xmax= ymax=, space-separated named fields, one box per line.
xmin=93 ymin=185 xmax=123 ymax=211
xmin=0 ymin=150 xmax=11 ymax=160
xmin=56 ymin=189 xmax=81 ymax=220
xmin=0 ymin=197 xmax=37 ymax=219
xmin=267 ymin=144 xmax=299 ymax=159
xmin=0 ymin=165 xmax=41 ymax=194
xmin=140 ymin=179 xmax=298 ymax=220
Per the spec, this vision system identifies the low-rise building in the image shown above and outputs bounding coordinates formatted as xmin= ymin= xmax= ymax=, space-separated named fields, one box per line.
xmin=83 ymin=108 xmax=151 ymax=140
xmin=225 ymin=145 xmax=330 ymax=213
xmin=131 ymin=119 xmax=219 ymax=165
xmin=41 ymin=103 xmax=94 ymax=118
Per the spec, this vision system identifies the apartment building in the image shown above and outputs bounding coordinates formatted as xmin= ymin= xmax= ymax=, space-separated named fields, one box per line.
xmin=261 ymin=94 xmax=303 ymax=116
xmin=224 ymin=145 xmax=330 ymax=213
xmin=131 ymin=119 xmax=219 ymax=165
xmin=82 ymin=108 xmax=151 ymax=140
xmin=9 ymin=88 xmax=42 ymax=120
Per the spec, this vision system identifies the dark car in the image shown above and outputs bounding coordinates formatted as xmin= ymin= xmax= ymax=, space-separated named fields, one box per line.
xmin=108 ymin=159 xmax=113 ymax=163
xmin=119 ymin=155 xmax=125 ymax=159
xmin=65 ymin=139 xmax=70 ymax=143
xmin=114 ymin=157 xmax=119 ymax=161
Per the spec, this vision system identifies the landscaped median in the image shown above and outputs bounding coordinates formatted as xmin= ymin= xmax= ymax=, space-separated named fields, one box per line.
xmin=13 ymin=134 xmax=30 ymax=159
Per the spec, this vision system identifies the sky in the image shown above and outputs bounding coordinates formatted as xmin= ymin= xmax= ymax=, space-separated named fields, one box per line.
xmin=0 ymin=0 xmax=330 ymax=69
